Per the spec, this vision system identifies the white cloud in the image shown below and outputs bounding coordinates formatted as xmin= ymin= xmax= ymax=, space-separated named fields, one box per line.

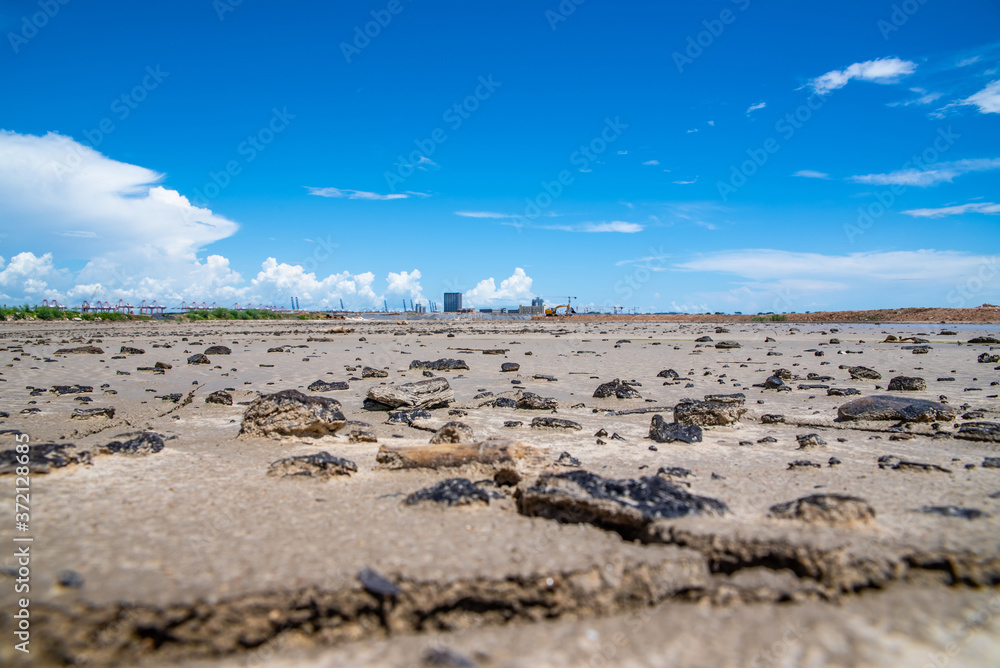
xmin=808 ymin=57 xmax=917 ymax=94
xmin=250 ymin=258 xmax=380 ymax=308
xmin=642 ymin=160 xmax=660 ymax=166
xmin=673 ymin=177 xmax=698 ymax=185
xmin=902 ymin=202 xmax=1000 ymax=217
xmin=850 ymin=158 xmax=1000 ymax=187
xmin=385 ymin=269 xmax=424 ymax=302
xmin=581 ymin=221 xmax=643 ymax=233
xmin=454 ymin=211 xmax=513 ymax=219
xmin=793 ymin=170 xmax=830 ymax=179
xmin=889 ymin=87 xmax=943 ymax=107
xmin=306 ymin=187 xmax=411 ymax=200
xmin=957 ymin=56 xmax=982 ymax=67
xmin=746 ymin=101 xmax=767 ymax=114
xmin=956 ymin=80 xmax=1000 ymax=114
xmin=464 ymin=268 xmax=534 ymax=306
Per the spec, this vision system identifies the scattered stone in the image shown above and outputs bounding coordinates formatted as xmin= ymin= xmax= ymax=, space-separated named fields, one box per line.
xmin=827 ymin=387 xmax=861 ymax=396
xmin=429 ymin=421 xmax=475 ymax=444
xmin=763 ymin=376 xmax=785 ymax=389
xmin=51 ymin=384 xmax=93 ymax=395
xmin=120 ymin=346 xmax=145 ymax=355
xmin=421 ymin=647 xmax=478 ymax=668
xmin=918 ymin=506 xmax=987 ymax=520
xmin=593 ymin=378 xmax=641 ymax=399
xmin=796 ymin=434 xmax=827 ymax=449
xmin=240 ymin=389 xmax=346 ymax=438
xmin=761 ymin=414 xmax=785 ymax=424
xmin=357 ymin=568 xmax=400 ymax=598
xmin=55 ymin=345 xmax=104 ymax=355
xmin=0 ymin=443 xmax=91 ymax=474
xmin=715 ymin=341 xmax=741 ymax=349
xmin=515 ymin=392 xmax=558 ymax=410
xmin=657 ymin=369 xmax=680 ymax=379
xmin=348 ymin=430 xmax=378 ymax=443
xmin=531 ymin=417 xmax=582 ymax=430
xmin=787 ymin=460 xmax=822 ymax=470
xmin=954 ymin=422 xmax=1000 ymax=443
xmin=888 ymin=376 xmax=927 ymax=391
xmin=307 ymin=379 xmax=350 ymax=392
xmin=982 ymin=457 xmax=1000 ymax=469
xmin=849 ymin=366 xmax=881 ymax=380
xmin=366 ymin=377 xmax=454 ymax=410
xmin=98 ymin=432 xmax=165 ymax=455
xmin=267 ymin=452 xmax=357 ymax=479
xmin=205 ymin=390 xmax=233 ymax=405
xmin=968 ymin=336 xmax=1000 ymax=344
xmin=695 ymin=336 xmax=713 ymax=342
xmin=56 ymin=570 xmax=85 ymax=589
xmin=409 ymin=359 xmax=469 ymax=371
xmin=553 ymin=451 xmax=582 ymax=467
xmin=71 ymin=407 xmax=115 ymax=419
xmin=187 ymin=353 xmax=210 ymax=365
xmin=503 ymin=420 xmax=522 ymax=428
xmin=877 ymin=455 xmax=952 ymax=473
xmin=362 ymin=366 xmax=388 ymax=378
xmin=837 ymin=395 xmax=955 ymax=422
xmin=674 ymin=398 xmax=746 ymax=426
xmin=500 ymin=362 xmax=520 ymax=372
xmin=205 ymin=345 xmax=232 ymax=355
xmin=769 ymin=494 xmax=875 ymax=525
xmin=517 ymin=470 xmax=728 ymax=538
xmin=154 ymin=361 xmax=172 ymax=370
xmin=375 ymin=440 xmax=532 ymax=474
xmin=648 ymin=415 xmax=702 ymax=443
xmin=978 ymin=353 xmax=1000 ymax=364
xmin=387 ymin=409 xmax=433 ymax=425
xmin=405 ymin=478 xmax=490 ymax=506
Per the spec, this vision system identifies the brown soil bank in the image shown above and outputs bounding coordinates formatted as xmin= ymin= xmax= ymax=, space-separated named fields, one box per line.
xmin=540 ymin=304 xmax=1000 ymax=324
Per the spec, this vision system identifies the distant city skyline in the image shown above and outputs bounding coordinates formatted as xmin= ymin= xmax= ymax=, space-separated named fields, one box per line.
xmin=1 ymin=1 xmax=998 ymax=313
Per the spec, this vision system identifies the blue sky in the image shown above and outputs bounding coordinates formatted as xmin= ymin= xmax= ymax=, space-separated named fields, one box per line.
xmin=1 ymin=0 xmax=998 ymax=313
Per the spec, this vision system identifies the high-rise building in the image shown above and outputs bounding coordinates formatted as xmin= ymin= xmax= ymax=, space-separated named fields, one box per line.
xmin=444 ymin=292 xmax=462 ymax=313
xmin=532 ymin=297 xmax=544 ymax=307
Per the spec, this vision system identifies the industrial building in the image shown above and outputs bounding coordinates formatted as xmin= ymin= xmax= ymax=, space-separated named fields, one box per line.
xmin=444 ymin=292 xmax=462 ymax=313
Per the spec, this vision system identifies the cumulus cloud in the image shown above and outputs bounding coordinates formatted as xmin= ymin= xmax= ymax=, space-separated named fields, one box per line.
xmin=956 ymin=80 xmax=1000 ymax=114
xmin=849 ymin=158 xmax=1000 ymax=187
xmin=902 ymin=202 xmax=1000 ymax=217
xmin=385 ymin=269 xmax=424 ymax=302
xmin=808 ymin=57 xmax=917 ymax=94
xmin=746 ymin=101 xmax=766 ymax=114
xmin=464 ymin=268 xmax=534 ymax=306
xmin=250 ymin=258 xmax=380 ymax=308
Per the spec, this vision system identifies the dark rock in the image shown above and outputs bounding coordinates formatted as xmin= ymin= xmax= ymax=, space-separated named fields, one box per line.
xmin=968 ymin=336 xmax=1000 ymax=344
xmin=982 ymin=457 xmax=1000 ymax=469
xmin=388 ymin=409 xmax=433 ymax=424
xmin=307 ymin=379 xmax=350 ymax=392
xmin=409 ymin=358 xmax=469 ymax=371
xmin=657 ymin=369 xmax=680 ymax=379
xmin=362 ymin=366 xmax=388 ymax=378
xmin=517 ymin=470 xmax=729 ymax=538
xmin=954 ymin=422 xmax=1000 ymax=443
xmin=796 ymin=434 xmax=827 ymax=448
xmin=0 ymin=443 xmax=91 ymax=474
xmin=977 ymin=352 xmax=1000 ymax=364
xmin=421 ymin=647 xmax=478 ymax=668
xmin=888 ymin=376 xmax=926 ymax=391
xmin=120 ymin=346 xmax=145 ymax=355
xmin=827 ymin=387 xmax=861 ymax=396
xmin=154 ymin=361 xmax=172 ymax=370
xmin=267 ymin=452 xmax=356 ymax=478
xmin=849 ymin=366 xmax=881 ymax=380
xmin=703 ymin=393 xmax=745 ymax=404
xmin=554 ymin=451 xmax=582 ymax=467
xmin=715 ymin=341 xmax=741 ymax=349
xmin=99 ymin=432 xmax=165 ymax=455
xmin=918 ymin=506 xmax=987 ymax=520
xmin=429 ymin=422 xmax=474 ymax=444
xmin=593 ymin=378 xmax=641 ymax=399
xmin=503 ymin=420 xmax=522 ymax=428
xmin=205 ymin=345 xmax=232 ymax=355
xmin=206 ymin=390 xmax=233 ymax=405
xmin=787 ymin=460 xmax=822 ymax=470
xmin=761 ymin=414 xmax=785 ymax=424
xmin=481 ymin=397 xmax=517 ymax=409
xmin=51 ymin=384 xmax=93 ymax=395
xmin=877 ymin=455 xmax=951 ymax=473
xmin=187 ymin=353 xmax=210 ymax=365
xmin=695 ymin=336 xmax=713 ymax=342
xmin=367 ymin=377 xmax=454 ymax=410
xmin=56 ymin=570 xmax=85 ymax=588
xmin=55 ymin=345 xmax=104 ymax=355
xmin=71 ymin=407 xmax=115 ymax=419
xmin=516 ymin=393 xmax=558 ymax=410
xmin=357 ymin=567 xmax=400 ymax=597
xmin=240 ymin=389 xmax=346 ymax=438
xmin=530 ymin=417 xmax=582 ymax=430
xmin=648 ymin=415 xmax=702 ymax=443
xmin=674 ymin=398 xmax=745 ymax=426
xmin=347 ymin=430 xmax=378 ymax=443
xmin=500 ymin=362 xmax=520 ymax=372
xmin=837 ymin=395 xmax=955 ymax=422
xmin=405 ymin=478 xmax=490 ymax=506
xmin=769 ymin=494 xmax=875 ymax=525
xmin=763 ymin=376 xmax=785 ymax=389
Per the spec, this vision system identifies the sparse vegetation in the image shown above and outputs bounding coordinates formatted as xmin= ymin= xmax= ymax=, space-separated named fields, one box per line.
xmin=186 ymin=308 xmax=281 ymax=321
xmin=751 ymin=314 xmax=789 ymax=322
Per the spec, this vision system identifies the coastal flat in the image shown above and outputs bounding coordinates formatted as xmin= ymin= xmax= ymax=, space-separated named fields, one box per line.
xmin=1 ymin=317 xmax=998 ymax=666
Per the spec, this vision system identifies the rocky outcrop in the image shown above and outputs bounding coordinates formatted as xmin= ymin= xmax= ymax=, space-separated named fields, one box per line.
xmin=365 ymin=377 xmax=454 ymax=410
xmin=240 ymin=389 xmax=346 ymax=438
xmin=837 ymin=395 xmax=954 ymax=422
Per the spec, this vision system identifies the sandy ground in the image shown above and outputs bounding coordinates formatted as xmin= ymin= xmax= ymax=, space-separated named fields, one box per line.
xmin=0 ymin=318 xmax=998 ymax=666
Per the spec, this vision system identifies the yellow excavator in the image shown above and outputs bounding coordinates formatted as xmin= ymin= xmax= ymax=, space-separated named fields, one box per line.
xmin=545 ymin=296 xmax=577 ymax=316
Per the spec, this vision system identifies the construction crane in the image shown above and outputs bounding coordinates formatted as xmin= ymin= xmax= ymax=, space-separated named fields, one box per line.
xmin=545 ymin=296 xmax=577 ymax=316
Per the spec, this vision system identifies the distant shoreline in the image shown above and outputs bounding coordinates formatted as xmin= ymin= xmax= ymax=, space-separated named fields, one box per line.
xmin=537 ymin=305 xmax=1000 ymax=324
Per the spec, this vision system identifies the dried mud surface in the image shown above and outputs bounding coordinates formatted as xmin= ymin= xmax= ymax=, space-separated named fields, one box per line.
xmin=0 ymin=318 xmax=998 ymax=666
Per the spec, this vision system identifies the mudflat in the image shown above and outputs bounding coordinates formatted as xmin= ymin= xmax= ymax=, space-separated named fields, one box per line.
xmin=1 ymin=318 xmax=999 ymax=666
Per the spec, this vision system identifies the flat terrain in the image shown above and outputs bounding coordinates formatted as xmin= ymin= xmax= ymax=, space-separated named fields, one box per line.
xmin=1 ymin=318 xmax=999 ymax=666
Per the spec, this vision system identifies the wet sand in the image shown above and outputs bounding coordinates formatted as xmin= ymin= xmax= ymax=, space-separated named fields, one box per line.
xmin=1 ymin=318 xmax=999 ymax=666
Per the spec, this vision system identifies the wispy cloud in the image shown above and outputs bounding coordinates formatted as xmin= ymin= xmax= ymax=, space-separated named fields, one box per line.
xmin=454 ymin=210 xmax=514 ymax=219
xmin=642 ymin=159 xmax=660 ymax=166
xmin=808 ymin=57 xmax=917 ymax=94
xmin=849 ymin=158 xmax=1000 ymax=187
xmin=746 ymin=101 xmax=766 ymax=114
xmin=793 ymin=170 xmax=830 ymax=179
xmin=55 ymin=230 xmax=99 ymax=238
xmin=306 ymin=187 xmax=427 ymax=200
xmin=505 ymin=220 xmax=643 ymax=234
xmin=673 ymin=177 xmax=698 ymax=185
xmin=888 ymin=87 xmax=943 ymax=107
xmin=615 ymin=253 xmax=670 ymax=267
xmin=956 ymin=80 xmax=1000 ymax=114
xmin=902 ymin=201 xmax=1000 ymax=217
